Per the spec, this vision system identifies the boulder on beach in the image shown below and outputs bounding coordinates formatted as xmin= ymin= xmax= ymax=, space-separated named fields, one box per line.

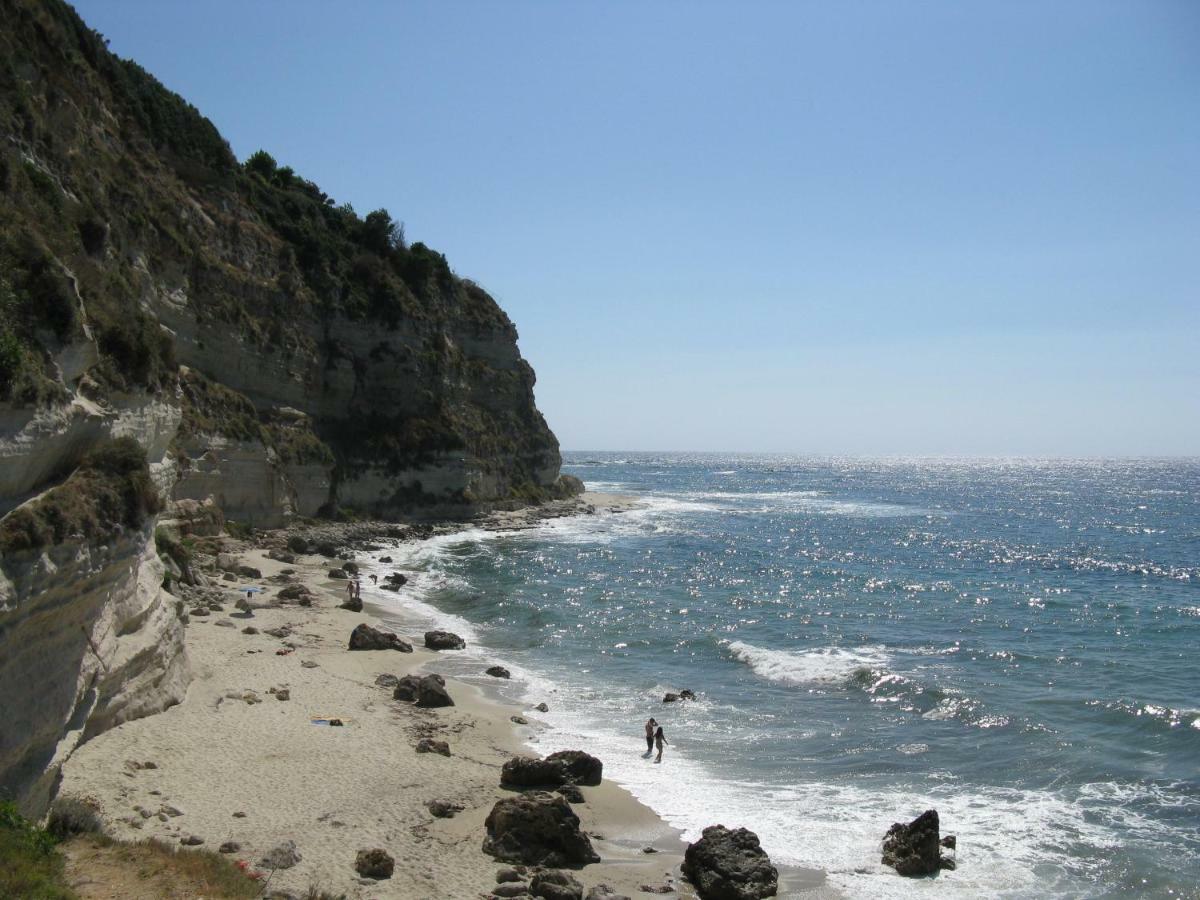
xmin=427 ymin=799 xmax=464 ymax=818
xmin=287 ymin=535 xmax=309 ymax=555
xmin=501 ymin=756 xmax=569 ymax=788
xmin=328 ymin=568 xmax=348 ymax=580
xmin=546 ymin=750 xmax=603 ymax=786
xmin=882 ymin=809 xmax=953 ymax=876
xmin=487 ymin=665 xmax=512 ymax=679
xmin=482 ymin=791 xmax=600 ymax=867
xmin=393 ymin=673 xmax=422 ymax=701
xmin=355 ymin=847 xmax=394 ymax=879
xmin=276 ymin=584 xmax=311 ymax=601
xmin=348 ymin=623 xmax=413 ymax=652
xmin=425 ymin=630 xmax=466 ymax=650
xmin=259 ymin=840 xmax=301 ymax=870
xmin=682 ymin=824 xmax=778 ymax=899
xmin=375 ymin=673 xmax=400 ymax=688
xmin=531 ymin=868 xmax=583 ymax=900
xmin=416 ymin=673 xmax=454 ymax=707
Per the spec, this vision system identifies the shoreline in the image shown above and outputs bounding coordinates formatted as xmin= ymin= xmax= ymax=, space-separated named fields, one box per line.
xmin=57 ymin=492 xmax=836 ymax=898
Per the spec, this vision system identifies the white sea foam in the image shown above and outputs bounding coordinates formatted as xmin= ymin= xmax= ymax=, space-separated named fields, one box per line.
xmin=726 ymin=640 xmax=890 ymax=685
xmin=519 ymin=673 xmax=1159 ymax=900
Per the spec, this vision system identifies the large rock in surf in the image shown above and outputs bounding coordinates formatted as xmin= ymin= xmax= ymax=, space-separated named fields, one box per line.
xmin=348 ymin=623 xmax=412 ymax=652
xmin=881 ymin=809 xmax=952 ymax=876
xmin=425 ymin=630 xmax=466 ymax=650
xmin=682 ymin=825 xmax=778 ymax=899
xmin=482 ymin=792 xmax=600 ymax=867
xmin=546 ymin=750 xmax=603 ymax=786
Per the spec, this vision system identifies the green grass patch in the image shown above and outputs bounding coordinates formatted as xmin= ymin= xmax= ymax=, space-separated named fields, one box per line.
xmin=0 ymin=799 xmax=76 ymax=900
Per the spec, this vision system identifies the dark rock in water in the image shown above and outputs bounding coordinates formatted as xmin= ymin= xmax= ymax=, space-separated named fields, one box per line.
xmin=585 ymin=886 xmax=631 ymax=900
xmin=277 ymin=584 xmax=311 ymax=601
xmin=355 ymin=847 xmax=394 ymax=879
xmin=546 ymin=750 xmax=603 ymax=786
xmin=510 ymin=715 xmax=529 ymax=725
xmin=427 ymin=799 xmax=464 ymax=818
xmin=416 ymin=673 xmax=454 ymax=707
xmin=535 ymin=702 xmax=549 ymax=712
xmin=501 ymin=756 xmax=569 ymax=788
xmin=379 ymin=555 xmax=393 ymax=564
xmin=375 ymin=673 xmax=400 ymax=688
xmin=328 ymin=568 xmax=348 ymax=580
xmin=482 ymin=791 xmax=600 ymax=867
xmin=342 ymin=561 xmax=359 ymax=575
xmin=663 ymin=693 xmax=678 ymax=703
xmin=348 ymin=623 xmax=412 ymax=652
xmin=425 ymin=630 xmax=466 ymax=650
xmin=393 ymin=674 xmax=422 ymax=701
xmin=556 ymin=784 xmax=585 ymax=804
xmin=882 ymin=809 xmax=951 ymax=876
xmin=679 ymin=689 xmax=696 ymax=700
xmin=416 ymin=738 xmax=451 ymax=756
xmin=379 ymin=582 xmax=402 ymax=592
xmin=487 ymin=665 xmax=512 ymax=679
xmin=385 ymin=572 xmax=407 ymax=585
xmin=260 ymin=840 xmax=301 ymax=870
xmin=531 ymin=868 xmax=583 ymax=900
xmin=682 ymin=824 xmax=778 ymax=899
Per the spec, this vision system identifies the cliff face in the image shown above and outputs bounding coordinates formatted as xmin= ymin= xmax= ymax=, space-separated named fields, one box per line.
xmin=0 ymin=0 xmax=576 ymax=812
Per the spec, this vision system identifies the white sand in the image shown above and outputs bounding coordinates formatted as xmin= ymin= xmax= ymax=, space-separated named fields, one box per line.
xmin=58 ymin=541 xmax=693 ymax=899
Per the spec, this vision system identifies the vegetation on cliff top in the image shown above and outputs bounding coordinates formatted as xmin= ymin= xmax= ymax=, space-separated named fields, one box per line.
xmin=0 ymin=437 xmax=159 ymax=554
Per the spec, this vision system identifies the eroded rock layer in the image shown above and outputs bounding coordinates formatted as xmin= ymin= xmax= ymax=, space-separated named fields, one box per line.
xmin=0 ymin=0 xmax=576 ymax=813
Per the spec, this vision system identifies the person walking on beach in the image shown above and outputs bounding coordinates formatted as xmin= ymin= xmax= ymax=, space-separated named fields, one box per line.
xmin=654 ymin=725 xmax=668 ymax=763
xmin=345 ymin=579 xmax=356 ymax=602
xmin=644 ymin=717 xmax=657 ymax=754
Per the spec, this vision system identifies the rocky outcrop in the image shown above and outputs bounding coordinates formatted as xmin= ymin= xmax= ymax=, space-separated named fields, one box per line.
xmin=0 ymin=441 xmax=188 ymax=816
xmin=482 ymin=792 xmax=600 ymax=867
xmin=545 ymin=751 xmax=603 ymax=787
xmin=0 ymin=0 xmax=578 ymax=821
xmin=348 ymin=623 xmax=412 ymax=652
xmin=415 ymin=674 xmax=454 ymax=708
xmin=531 ymin=869 xmax=584 ymax=900
xmin=682 ymin=825 xmax=778 ymax=899
xmin=425 ymin=630 xmax=466 ymax=650
xmin=355 ymin=848 xmax=395 ymax=879
xmin=881 ymin=809 xmax=954 ymax=876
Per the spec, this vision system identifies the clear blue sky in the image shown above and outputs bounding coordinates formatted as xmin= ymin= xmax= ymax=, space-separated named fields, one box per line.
xmin=73 ymin=0 xmax=1199 ymax=455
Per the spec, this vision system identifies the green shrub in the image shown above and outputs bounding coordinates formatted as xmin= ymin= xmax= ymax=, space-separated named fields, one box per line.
xmin=0 ymin=436 xmax=159 ymax=554
xmin=0 ymin=799 xmax=75 ymax=900
xmin=46 ymin=796 xmax=103 ymax=839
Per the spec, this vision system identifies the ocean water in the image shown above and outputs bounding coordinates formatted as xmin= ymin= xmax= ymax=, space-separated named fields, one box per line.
xmin=365 ymin=454 xmax=1200 ymax=899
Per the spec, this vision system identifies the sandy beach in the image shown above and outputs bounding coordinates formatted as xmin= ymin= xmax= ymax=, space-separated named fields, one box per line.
xmin=55 ymin=497 xmax=697 ymax=899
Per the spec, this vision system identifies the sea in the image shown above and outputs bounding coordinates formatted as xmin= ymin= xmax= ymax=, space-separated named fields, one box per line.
xmin=365 ymin=453 xmax=1199 ymax=899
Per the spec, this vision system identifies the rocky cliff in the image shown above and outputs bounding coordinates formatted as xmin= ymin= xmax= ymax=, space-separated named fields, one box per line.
xmin=0 ymin=0 xmax=576 ymax=813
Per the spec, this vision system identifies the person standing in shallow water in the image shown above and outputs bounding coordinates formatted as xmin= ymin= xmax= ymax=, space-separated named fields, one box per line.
xmin=644 ymin=717 xmax=657 ymax=754
xmin=654 ymin=725 xmax=668 ymax=763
